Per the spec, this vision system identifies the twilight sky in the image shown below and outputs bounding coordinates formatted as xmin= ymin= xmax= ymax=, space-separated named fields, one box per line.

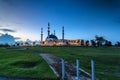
xmin=0 ymin=0 xmax=120 ymax=44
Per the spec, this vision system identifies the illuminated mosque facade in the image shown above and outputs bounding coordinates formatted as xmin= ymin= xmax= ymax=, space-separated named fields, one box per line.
xmin=41 ymin=23 xmax=86 ymax=46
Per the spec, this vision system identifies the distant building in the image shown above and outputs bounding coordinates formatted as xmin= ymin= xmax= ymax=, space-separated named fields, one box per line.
xmin=0 ymin=33 xmax=15 ymax=45
xmin=41 ymin=23 xmax=84 ymax=46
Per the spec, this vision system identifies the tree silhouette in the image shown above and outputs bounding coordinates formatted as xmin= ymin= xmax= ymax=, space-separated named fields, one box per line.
xmin=85 ymin=40 xmax=89 ymax=46
xmin=33 ymin=42 xmax=36 ymax=46
xmin=15 ymin=42 xmax=20 ymax=46
xmin=104 ymin=40 xmax=112 ymax=46
xmin=115 ymin=41 xmax=120 ymax=46
xmin=108 ymin=41 xmax=112 ymax=46
xmin=25 ymin=42 xmax=29 ymax=46
xmin=81 ymin=40 xmax=84 ymax=46
xmin=91 ymin=40 xmax=96 ymax=46
xmin=95 ymin=35 xmax=105 ymax=46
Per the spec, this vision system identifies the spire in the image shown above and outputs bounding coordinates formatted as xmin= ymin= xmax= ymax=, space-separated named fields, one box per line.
xmin=48 ymin=22 xmax=50 ymax=36
xmin=41 ymin=28 xmax=43 ymax=42
xmin=62 ymin=26 xmax=64 ymax=41
xmin=54 ymin=30 xmax=55 ymax=35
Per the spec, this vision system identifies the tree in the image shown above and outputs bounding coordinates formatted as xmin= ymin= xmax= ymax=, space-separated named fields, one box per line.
xmin=25 ymin=42 xmax=29 ymax=46
xmin=104 ymin=40 xmax=112 ymax=46
xmin=91 ymin=40 xmax=96 ymax=46
xmin=85 ymin=40 xmax=89 ymax=46
xmin=108 ymin=41 xmax=112 ymax=46
xmin=115 ymin=41 xmax=120 ymax=47
xmin=33 ymin=42 xmax=36 ymax=46
xmin=95 ymin=35 xmax=105 ymax=46
xmin=66 ymin=41 xmax=69 ymax=45
xmin=81 ymin=40 xmax=84 ymax=46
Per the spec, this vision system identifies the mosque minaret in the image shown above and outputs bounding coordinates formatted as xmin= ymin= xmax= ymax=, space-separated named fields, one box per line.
xmin=62 ymin=26 xmax=64 ymax=41
xmin=40 ymin=22 xmax=83 ymax=46
xmin=48 ymin=22 xmax=50 ymax=36
xmin=54 ymin=30 xmax=55 ymax=35
xmin=41 ymin=28 xmax=43 ymax=42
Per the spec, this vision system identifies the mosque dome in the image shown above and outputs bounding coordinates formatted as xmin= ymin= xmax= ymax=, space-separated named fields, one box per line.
xmin=46 ymin=34 xmax=58 ymax=41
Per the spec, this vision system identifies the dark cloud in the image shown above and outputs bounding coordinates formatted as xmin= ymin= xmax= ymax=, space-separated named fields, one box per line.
xmin=0 ymin=28 xmax=16 ymax=32
xmin=14 ymin=37 xmax=21 ymax=40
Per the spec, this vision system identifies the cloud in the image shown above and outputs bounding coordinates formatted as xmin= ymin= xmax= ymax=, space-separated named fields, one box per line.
xmin=14 ymin=37 xmax=21 ymax=40
xmin=0 ymin=33 xmax=3 ymax=35
xmin=0 ymin=33 xmax=15 ymax=45
xmin=0 ymin=28 xmax=16 ymax=32
xmin=0 ymin=24 xmax=11 ymax=27
xmin=6 ymin=24 xmax=11 ymax=27
xmin=0 ymin=25 xmax=3 ymax=27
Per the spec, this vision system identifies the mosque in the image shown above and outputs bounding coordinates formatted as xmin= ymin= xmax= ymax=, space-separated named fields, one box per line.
xmin=40 ymin=23 xmax=85 ymax=46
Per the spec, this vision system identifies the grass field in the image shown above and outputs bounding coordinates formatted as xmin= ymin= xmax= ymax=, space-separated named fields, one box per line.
xmin=30 ymin=46 xmax=120 ymax=80
xmin=0 ymin=46 xmax=120 ymax=80
xmin=0 ymin=47 xmax=57 ymax=79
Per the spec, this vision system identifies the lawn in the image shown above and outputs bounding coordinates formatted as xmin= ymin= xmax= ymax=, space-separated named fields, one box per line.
xmin=0 ymin=46 xmax=120 ymax=80
xmin=0 ymin=47 xmax=57 ymax=79
xmin=30 ymin=46 xmax=120 ymax=80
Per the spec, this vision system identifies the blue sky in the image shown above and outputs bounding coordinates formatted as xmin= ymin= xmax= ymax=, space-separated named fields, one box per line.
xmin=0 ymin=0 xmax=120 ymax=44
